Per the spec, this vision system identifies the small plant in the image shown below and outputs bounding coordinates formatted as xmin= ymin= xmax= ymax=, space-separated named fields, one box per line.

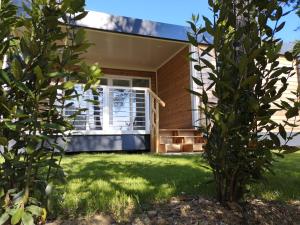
xmin=188 ymin=0 xmax=299 ymax=204
xmin=0 ymin=0 xmax=101 ymax=224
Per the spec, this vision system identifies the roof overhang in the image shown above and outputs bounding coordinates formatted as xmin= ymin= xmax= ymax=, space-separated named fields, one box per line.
xmin=83 ymin=28 xmax=188 ymax=71
xmin=12 ymin=1 xmax=294 ymax=55
xmin=76 ymin=11 xmax=212 ymax=43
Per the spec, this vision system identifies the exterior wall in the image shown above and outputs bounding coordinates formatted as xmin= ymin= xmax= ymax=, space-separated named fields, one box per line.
xmin=271 ymin=56 xmax=300 ymax=132
xmin=102 ymin=68 xmax=157 ymax=92
xmin=190 ymin=45 xmax=217 ymax=127
xmin=157 ymin=47 xmax=193 ymax=129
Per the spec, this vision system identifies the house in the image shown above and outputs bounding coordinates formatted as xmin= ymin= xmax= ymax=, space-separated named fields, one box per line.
xmin=62 ymin=11 xmax=299 ymax=153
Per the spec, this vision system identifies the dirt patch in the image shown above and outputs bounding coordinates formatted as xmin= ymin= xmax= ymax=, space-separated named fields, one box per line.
xmin=47 ymin=197 xmax=300 ymax=225
xmin=46 ymin=214 xmax=114 ymax=225
xmin=132 ymin=197 xmax=300 ymax=225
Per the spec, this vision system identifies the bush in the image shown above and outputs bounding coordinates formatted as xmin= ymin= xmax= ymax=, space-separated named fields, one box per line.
xmin=0 ymin=0 xmax=101 ymax=224
xmin=188 ymin=0 xmax=299 ymax=203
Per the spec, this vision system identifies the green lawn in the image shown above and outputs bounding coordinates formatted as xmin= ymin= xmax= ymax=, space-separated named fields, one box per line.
xmin=51 ymin=154 xmax=213 ymax=220
xmin=49 ymin=152 xmax=300 ymax=221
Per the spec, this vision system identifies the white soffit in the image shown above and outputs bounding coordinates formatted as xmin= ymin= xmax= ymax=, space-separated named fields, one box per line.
xmin=83 ymin=29 xmax=187 ymax=71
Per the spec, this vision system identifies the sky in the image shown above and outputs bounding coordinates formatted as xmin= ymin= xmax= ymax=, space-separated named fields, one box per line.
xmin=86 ymin=0 xmax=299 ymax=43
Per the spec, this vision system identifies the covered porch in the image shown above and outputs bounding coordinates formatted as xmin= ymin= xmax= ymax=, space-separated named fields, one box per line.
xmin=65 ymin=11 xmax=204 ymax=152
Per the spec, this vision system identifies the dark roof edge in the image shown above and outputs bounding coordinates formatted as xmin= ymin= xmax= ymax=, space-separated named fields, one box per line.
xmin=76 ymin=10 xmax=294 ymax=54
xmin=76 ymin=10 xmax=214 ymax=43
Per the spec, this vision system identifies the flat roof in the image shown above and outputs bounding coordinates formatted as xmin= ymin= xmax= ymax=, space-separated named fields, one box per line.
xmin=76 ymin=11 xmax=295 ymax=54
xmin=76 ymin=11 xmax=212 ymax=43
xmin=12 ymin=1 xmax=294 ymax=54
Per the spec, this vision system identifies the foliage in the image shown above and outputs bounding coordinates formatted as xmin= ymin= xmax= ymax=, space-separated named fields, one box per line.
xmin=294 ymin=41 xmax=300 ymax=57
xmin=0 ymin=0 xmax=101 ymax=224
xmin=288 ymin=0 xmax=300 ymax=16
xmin=45 ymin=153 xmax=300 ymax=222
xmin=188 ymin=0 xmax=299 ymax=203
xmin=292 ymin=2 xmax=300 ymax=58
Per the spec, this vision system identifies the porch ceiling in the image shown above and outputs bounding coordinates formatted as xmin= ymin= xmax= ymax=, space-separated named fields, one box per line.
xmin=83 ymin=29 xmax=188 ymax=71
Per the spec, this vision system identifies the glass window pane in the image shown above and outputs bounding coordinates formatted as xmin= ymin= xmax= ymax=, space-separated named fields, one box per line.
xmin=100 ymin=78 xmax=108 ymax=85
xmin=64 ymin=84 xmax=104 ymax=131
xmin=132 ymin=79 xmax=149 ymax=88
xmin=109 ymin=89 xmax=131 ymax=130
xmin=113 ymin=79 xmax=130 ymax=87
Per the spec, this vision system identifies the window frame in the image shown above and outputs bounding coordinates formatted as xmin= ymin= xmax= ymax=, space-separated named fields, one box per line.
xmin=67 ymin=74 xmax=151 ymax=135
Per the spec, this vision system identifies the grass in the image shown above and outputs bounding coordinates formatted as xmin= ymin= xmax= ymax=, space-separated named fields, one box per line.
xmin=51 ymin=154 xmax=213 ymax=220
xmin=252 ymin=151 xmax=300 ymax=200
xmin=1 ymin=152 xmax=299 ymax=221
xmin=48 ymin=152 xmax=300 ymax=221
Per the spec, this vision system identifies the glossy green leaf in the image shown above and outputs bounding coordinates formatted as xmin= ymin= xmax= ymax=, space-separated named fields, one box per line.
xmin=275 ymin=7 xmax=282 ymax=20
xmin=279 ymin=124 xmax=287 ymax=140
xmin=11 ymin=207 xmax=23 ymax=225
xmin=15 ymin=81 xmax=34 ymax=97
xmin=0 ymin=137 xmax=8 ymax=146
xmin=192 ymin=76 xmax=203 ymax=86
xmin=11 ymin=59 xmax=22 ymax=80
xmin=42 ymin=123 xmax=66 ymax=131
xmin=188 ymin=89 xmax=201 ymax=97
xmin=265 ymin=25 xmax=273 ymax=36
xmin=187 ymin=21 xmax=197 ymax=33
xmin=286 ymin=107 xmax=299 ymax=119
xmin=0 ymin=70 xmax=11 ymax=84
xmin=26 ymin=205 xmax=42 ymax=216
xmin=275 ymin=21 xmax=285 ymax=32
xmin=270 ymin=132 xmax=280 ymax=147
xmin=33 ymin=66 xmax=43 ymax=81
xmin=21 ymin=212 xmax=34 ymax=225
xmin=202 ymin=91 xmax=208 ymax=104
xmin=5 ymin=122 xmax=17 ymax=131
xmin=0 ymin=213 xmax=9 ymax=225
xmin=284 ymin=51 xmax=294 ymax=61
xmin=47 ymin=72 xmax=65 ymax=78
xmin=281 ymin=100 xmax=291 ymax=109
xmin=75 ymin=28 xmax=86 ymax=45
xmin=74 ymin=11 xmax=88 ymax=20
xmin=0 ymin=188 xmax=4 ymax=198
xmin=199 ymin=57 xmax=215 ymax=72
xmin=63 ymin=81 xmax=75 ymax=90
xmin=187 ymin=32 xmax=198 ymax=47
xmin=203 ymin=16 xmax=214 ymax=35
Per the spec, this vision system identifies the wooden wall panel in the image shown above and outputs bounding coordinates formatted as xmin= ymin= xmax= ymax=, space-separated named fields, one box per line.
xmin=157 ymin=47 xmax=193 ymax=129
xmin=271 ymin=57 xmax=300 ymax=132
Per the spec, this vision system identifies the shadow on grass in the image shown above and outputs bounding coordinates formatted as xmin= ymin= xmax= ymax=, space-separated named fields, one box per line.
xmin=50 ymin=152 xmax=300 ymax=221
xmin=50 ymin=154 xmax=213 ymax=220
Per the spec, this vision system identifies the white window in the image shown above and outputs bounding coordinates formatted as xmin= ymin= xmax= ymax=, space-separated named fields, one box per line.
xmin=64 ymin=76 xmax=150 ymax=134
xmin=64 ymin=84 xmax=104 ymax=131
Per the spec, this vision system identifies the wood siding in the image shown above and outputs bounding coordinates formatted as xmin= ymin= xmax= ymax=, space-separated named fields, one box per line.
xmin=271 ymin=56 xmax=300 ymax=132
xmin=102 ymin=68 xmax=156 ymax=92
xmin=157 ymin=47 xmax=193 ymax=129
xmin=192 ymin=45 xmax=300 ymax=133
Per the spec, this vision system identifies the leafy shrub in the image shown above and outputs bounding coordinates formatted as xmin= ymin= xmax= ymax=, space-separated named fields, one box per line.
xmin=0 ymin=0 xmax=101 ymax=224
xmin=188 ymin=0 xmax=299 ymax=203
